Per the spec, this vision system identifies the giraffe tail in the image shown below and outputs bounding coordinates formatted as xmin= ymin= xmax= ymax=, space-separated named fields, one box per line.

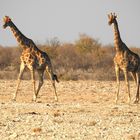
xmin=53 ymin=74 xmax=59 ymax=83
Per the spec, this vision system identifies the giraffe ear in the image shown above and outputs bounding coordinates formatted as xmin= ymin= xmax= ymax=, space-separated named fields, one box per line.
xmin=107 ymin=14 xmax=110 ymax=19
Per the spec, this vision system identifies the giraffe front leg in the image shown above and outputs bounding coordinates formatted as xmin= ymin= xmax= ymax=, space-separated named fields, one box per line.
xmin=123 ymin=69 xmax=131 ymax=103
xmin=115 ymin=65 xmax=120 ymax=103
xmin=30 ymin=68 xmax=36 ymax=102
xmin=134 ymin=72 xmax=140 ymax=104
xmin=13 ymin=62 xmax=25 ymax=101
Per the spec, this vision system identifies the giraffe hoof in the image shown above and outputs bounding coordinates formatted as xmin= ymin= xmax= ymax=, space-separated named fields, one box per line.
xmin=128 ymin=98 xmax=131 ymax=103
xmin=32 ymin=98 xmax=36 ymax=102
xmin=32 ymin=98 xmax=37 ymax=102
xmin=12 ymin=98 xmax=16 ymax=102
xmin=55 ymin=97 xmax=58 ymax=102
xmin=115 ymin=99 xmax=118 ymax=104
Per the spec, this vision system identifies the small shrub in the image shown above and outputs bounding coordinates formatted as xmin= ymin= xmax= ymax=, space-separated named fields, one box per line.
xmin=0 ymin=36 xmax=139 ymax=80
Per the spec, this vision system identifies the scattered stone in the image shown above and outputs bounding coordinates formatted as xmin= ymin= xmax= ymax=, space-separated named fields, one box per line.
xmin=0 ymin=81 xmax=139 ymax=139
xmin=9 ymin=133 xmax=18 ymax=139
xmin=32 ymin=127 xmax=42 ymax=134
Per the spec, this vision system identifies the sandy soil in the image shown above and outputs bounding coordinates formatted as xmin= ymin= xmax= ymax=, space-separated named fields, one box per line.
xmin=0 ymin=80 xmax=140 ymax=140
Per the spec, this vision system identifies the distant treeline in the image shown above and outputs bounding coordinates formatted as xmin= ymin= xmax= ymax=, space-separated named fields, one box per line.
xmin=0 ymin=34 xmax=140 ymax=80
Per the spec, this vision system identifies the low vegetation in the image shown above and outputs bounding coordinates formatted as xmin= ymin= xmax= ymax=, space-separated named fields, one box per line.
xmin=0 ymin=34 xmax=140 ymax=80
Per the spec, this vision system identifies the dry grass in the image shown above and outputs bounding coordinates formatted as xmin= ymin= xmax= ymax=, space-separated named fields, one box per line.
xmin=1 ymin=36 xmax=140 ymax=81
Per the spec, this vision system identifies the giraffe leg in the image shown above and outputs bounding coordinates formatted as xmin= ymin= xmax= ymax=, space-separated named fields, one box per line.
xmin=115 ymin=65 xmax=120 ymax=103
xmin=13 ymin=62 xmax=25 ymax=101
xmin=36 ymin=70 xmax=44 ymax=99
xmin=123 ymin=69 xmax=131 ymax=103
xmin=130 ymin=72 xmax=137 ymax=85
xmin=46 ymin=66 xmax=58 ymax=101
xmin=30 ymin=68 xmax=36 ymax=101
xmin=134 ymin=72 xmax=140 ymax=103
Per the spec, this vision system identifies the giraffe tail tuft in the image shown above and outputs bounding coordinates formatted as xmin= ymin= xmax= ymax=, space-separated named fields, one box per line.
xmin=53 ymin=74 xmax=59 ymax=83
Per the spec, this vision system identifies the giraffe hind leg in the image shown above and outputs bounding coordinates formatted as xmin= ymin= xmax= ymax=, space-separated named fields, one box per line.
xmin=29 ymin=67 xmax=36 ymax=102
xmin=123 ymin=70 xmax=131 ymax=103
xmin=115 ymin=65 xmax=120 ymax=103
xmin=13 ymin=62 xmax=25 ymax=101
xmin=134 ymin=73 xmax=140 ymax=104
xmin=46 ymin=66 xmax=58 ymax=101
xmin=35 ymin=70 xmax=44 ymax=100
xmin=131 ymin=72 xmax=137 ymax=85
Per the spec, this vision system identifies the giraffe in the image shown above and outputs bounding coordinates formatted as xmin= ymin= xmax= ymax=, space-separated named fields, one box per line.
xmin=3 ymin=16 xmax=59 ymax=102
xmin=108 ymin=13 xmax=140 ymax=103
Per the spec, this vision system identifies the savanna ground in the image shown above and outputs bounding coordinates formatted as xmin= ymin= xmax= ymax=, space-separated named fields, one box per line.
xmin=0 ymin=80 xmax=140 ymax=140
xmin=0 ymin=35 xmax=140 ymax=140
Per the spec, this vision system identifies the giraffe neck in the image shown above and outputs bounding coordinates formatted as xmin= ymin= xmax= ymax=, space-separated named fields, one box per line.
xmin=9 ymin=21 xmax=28 ymax=48
xmin=9 ymin=21 xmax=38 ymax=51
xmin=113 ymin=20 xmax=123 ymax=52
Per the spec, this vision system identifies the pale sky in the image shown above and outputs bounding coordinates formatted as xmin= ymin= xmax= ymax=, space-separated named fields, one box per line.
xmin=0 ymin=0 xmax=140 ymax=47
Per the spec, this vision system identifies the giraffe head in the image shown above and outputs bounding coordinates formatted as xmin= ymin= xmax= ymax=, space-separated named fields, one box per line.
xmin=108 ymin=13 xmax=117 ymax=25
xmin=3 ymin=16 xmax=12 ymax=29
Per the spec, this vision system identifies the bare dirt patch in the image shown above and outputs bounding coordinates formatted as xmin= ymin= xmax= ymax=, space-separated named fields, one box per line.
xmin=0 ymin=80 xmax=140 ymax=140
